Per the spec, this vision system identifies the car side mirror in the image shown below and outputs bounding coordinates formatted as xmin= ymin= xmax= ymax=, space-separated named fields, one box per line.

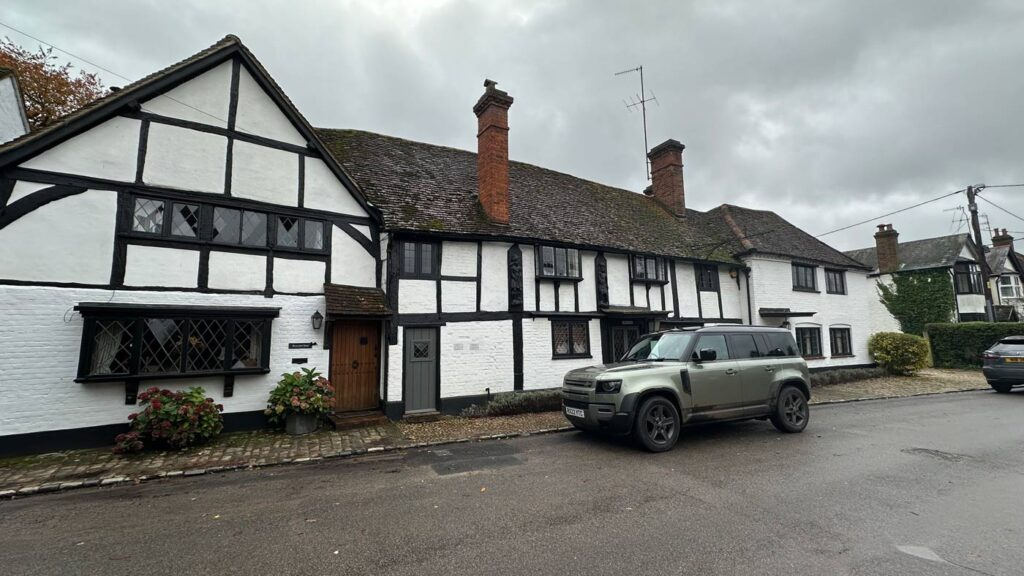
xmin=698 ymin=348 xmax=717 ymax=362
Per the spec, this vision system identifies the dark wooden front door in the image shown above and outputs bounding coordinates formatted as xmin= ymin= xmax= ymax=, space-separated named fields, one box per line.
xmin=331 ymin=321 xmax=381 ymax=412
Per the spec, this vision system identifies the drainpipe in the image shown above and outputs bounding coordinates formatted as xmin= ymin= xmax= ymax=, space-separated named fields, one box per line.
xmin=743 ymin=267 xmax=753 ymax=325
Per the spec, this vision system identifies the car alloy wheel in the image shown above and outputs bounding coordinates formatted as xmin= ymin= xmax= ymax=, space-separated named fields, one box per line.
xmin=644 ymin=404 xmax=676 ymax=446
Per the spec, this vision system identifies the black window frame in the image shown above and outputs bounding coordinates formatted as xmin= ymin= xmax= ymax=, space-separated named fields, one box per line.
xmin=825 ymin=269 xmax=846 ymax=295
xmin=792 ymin=263 xmax=818 ymax=292
xmin=536 ymin=245 xmax=582 ymax=281
xmin=398 ymin=240 xmax=439 ymax=279
xmin=795 ymin=327 xmax=823 ymax=358
xmin=125 ymin=193 xmax=328 ymax=255
xmin=74 ymin=304 xmax=279 ymax=383
xmin=953 ymin=262 xmax=983 ymax=295
xmin=630 ymin=254 xmax=668 ymax=284
xmin=829 ymin=327 xmax=853 ymax=357
xmin=696 ymin=264 xmax=719 ymax=291
xmin=551 ymin=319 xmax=591 ymax=359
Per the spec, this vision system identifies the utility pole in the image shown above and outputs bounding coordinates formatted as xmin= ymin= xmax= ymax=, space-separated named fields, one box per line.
xmin=967 ymin=185 xmax=995 ymax=321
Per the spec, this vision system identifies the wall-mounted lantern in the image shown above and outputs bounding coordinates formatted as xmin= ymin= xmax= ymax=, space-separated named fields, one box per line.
xmin=311 ymin=310 xmax=324 ymax=330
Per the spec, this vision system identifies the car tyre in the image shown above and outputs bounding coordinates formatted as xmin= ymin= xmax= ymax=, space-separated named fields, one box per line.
xmin=770 ymin=385 xmax=809 ymax=433
xmin=633 ymin=396 xmax=680 ymax=452
xmin=989 ymin=381 xmax=1013 ymax=393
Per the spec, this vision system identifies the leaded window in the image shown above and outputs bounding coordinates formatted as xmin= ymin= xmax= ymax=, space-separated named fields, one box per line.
xmin=696 ymin=264 xmax=719 ymax=291
xmin=399 ymin=241 xmax=437 ymax=278
xmin=631 ymin=255 xmax=667 ymax=282
xmin=213 ymin=207 xmax=242 ymax=245
xmin=277 ymin=216 xmax=299 ymax=248
xmin=792 ymin=264 xmax=817 ymax=291
xmin=75 ymin=305 xmax=277 ymax=382
xmin=132 ymin=197 xmax=165 ymax=234
xmin=537 ymin=246 xmax=581 ymax=279
xmin=304 ymin=220 xmax=324 ymax=251
xmin=795 ymin=327 xmax=822 ymax=358
xmin=241 ymin=211 xmax=267 ymax=247
xmin=552 ymin=320 xmax=590 ymax=358
xmin=170 ymin=203 xmax=200 ymax=238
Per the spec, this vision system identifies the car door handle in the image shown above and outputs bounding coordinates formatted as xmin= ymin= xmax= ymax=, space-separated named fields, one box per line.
xmin=725 ymin=369 xmax=737 ymax=376
xmin=764 ymin=366 xmax=775 ymax=372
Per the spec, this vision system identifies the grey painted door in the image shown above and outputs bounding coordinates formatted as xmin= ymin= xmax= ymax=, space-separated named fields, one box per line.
xmin=404 ymin=327 xmax=438 ymax=413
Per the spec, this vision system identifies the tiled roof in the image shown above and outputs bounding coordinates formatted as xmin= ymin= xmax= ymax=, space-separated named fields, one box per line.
xmin=323 ymin=284 xmax=391 ymax=317
xmin=843 ymin=233 xmax=972 ymax=273
xmin=707 ymin=204 xmax=871 ymax=269
xmin=318 ymin=129 xmax=760 ymax=265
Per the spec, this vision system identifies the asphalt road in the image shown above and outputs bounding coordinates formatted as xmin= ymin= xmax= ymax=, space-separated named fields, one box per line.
xmin=2 ymin=390 xmax=1023 ymax=576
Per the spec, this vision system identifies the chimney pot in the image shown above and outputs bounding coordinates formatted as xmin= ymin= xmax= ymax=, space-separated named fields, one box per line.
xmin=647 ymin=139 xmax=686 ymax=216
xmin=993 ymin=227 xmax=1015 ymax=250
xmin=474 ymin=79 xmax=514 ymax=224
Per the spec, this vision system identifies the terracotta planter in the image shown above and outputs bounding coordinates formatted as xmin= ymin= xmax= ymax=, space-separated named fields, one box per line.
xmin=285 ymin=413 xmax=319 ymax=435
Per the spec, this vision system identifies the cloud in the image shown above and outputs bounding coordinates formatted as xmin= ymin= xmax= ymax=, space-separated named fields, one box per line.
xmin=3 ymin=0 xmax=1024 ymax=250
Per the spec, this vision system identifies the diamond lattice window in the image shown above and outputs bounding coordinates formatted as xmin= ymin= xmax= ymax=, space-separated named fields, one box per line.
xmin=277 ymin=216 xmax=299 ymax=248
xmin=171 ymin=203 xmax=200 ymax=238
xmin=89 ymin=320 xmax=134 ymax=375
xmin=132 ymin=198 xmax=165 ymax=234
xmin=186 ymin=319 xmax=227 ymax=372
xmin=140 ymin=318 xmax=184 ymax=374
xmin=213 ymin=207 xmax=241 ymax=244
xmin=231 ymin=320 xmax=264 ymax=369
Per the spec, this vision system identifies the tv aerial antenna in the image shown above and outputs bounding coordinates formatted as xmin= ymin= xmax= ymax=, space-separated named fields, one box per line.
xmin=616 ymin=65 xmax=658 ymax=180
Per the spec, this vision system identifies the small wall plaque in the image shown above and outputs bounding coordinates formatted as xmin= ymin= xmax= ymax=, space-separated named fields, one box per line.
xmin=288 ymin=342 xmax=316 ymax=349
xmin=291 ymin=358 xmax=308 ymax=365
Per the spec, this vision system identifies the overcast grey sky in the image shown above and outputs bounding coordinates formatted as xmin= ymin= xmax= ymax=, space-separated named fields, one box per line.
xmin=4 ymin=0 xmax=1024 ymax=250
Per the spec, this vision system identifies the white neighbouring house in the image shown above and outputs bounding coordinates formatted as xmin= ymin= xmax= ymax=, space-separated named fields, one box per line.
xmin=0 ymin=37 xmax=881 ymax=454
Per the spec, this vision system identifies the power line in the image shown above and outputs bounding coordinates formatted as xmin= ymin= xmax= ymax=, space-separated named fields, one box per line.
xmin=977 ymin=195 xmax=1024 ymax=223
xmin=0 ymin=20 xmax=238 ymax=129
xmin=814 ymin=188 xmax=965 ymax=238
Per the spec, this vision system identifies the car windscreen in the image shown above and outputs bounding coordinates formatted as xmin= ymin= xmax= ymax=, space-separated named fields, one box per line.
xmin=623 ymin=332 xmax=694 ymax=361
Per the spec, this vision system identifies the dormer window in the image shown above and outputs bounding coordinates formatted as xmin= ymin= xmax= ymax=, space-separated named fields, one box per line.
xmin=536 ymin=246 xmax=581 ymax=280
xmin=631 ymin=255 xmax=667 ymax=283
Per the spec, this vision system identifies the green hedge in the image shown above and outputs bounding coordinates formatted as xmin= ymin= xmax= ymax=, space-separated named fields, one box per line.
xmin=868 ymin=332 xmax=930 ymax=375
xmin=926 ymin=322 xmax=1024 ymax=368
xmin=460 ymin=390 xmax=562 ymax=417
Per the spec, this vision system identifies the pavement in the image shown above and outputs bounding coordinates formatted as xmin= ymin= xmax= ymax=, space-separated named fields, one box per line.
xmin=1 ymin=389 xmax=1022 ymax=575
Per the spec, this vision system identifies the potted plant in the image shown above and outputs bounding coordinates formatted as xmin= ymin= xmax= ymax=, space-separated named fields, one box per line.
xmin=265 ymin=368 xmax=335 ymax=435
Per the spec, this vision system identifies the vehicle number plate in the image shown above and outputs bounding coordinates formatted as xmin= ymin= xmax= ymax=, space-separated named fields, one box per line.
xmin=565 ymin=406 xmax=585 ymax=418
xmin=1005 ymin=357 xmax=1024 ymax=363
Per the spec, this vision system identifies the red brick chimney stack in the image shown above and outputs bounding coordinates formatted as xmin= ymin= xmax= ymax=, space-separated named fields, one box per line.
xmin=992 ymin=228 xmax=1014 ymax=250
xmin=647 ymin=139 xmax=686 ymax=217
xmin=874 ymin=223 xmax=900 ymax=273
xmin=473 ymin=79 xmax=514 ymax=224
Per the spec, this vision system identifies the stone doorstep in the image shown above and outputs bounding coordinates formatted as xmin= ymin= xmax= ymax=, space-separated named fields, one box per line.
xmin=0 ymin=425 xmax=575 ymax=500
xmin=0 ymin=386 xmax=989 ymax=500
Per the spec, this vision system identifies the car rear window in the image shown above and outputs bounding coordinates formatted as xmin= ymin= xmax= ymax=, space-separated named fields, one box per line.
xmin=765 ymin=333 xmax=799 ymax=357
xmin=992 ymin=341 xmax=1024 ymax=351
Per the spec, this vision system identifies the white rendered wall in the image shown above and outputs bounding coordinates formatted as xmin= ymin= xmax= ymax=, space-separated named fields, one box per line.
xmin=578 ymin=251 xmax=598 ymax=312
xmin=0 ymin=286 xmax=328 ymax=437
xmin=606 ymin=254 xmax=630 ymax=306
xmin=21 ymin=117 xmax=140 ymax=182
xmin=231 ymin=141 xmax=298 ymax=206
xmin=521 ymin=317 xmax=602 ymax=390
xmin=331 ymin=227 xmax=376 ymax=287
xmin=7 ymin=181 xmax=50 ymax=204
xmin=0 ymin=76 xmax=28 ymax=143
xmin=234 ymin=67 xmax=306 ymax=146
xmin=0 ymin=190 xmax=116 ymax=284
xmin=675 ymin=262 xmax=699 ymax=317
xmin=537 ymin=282 xmax=556 ymax=312
xmin=141 ymin=60 xmax=231 ymax=128
xmin=143 ymin=123 xmax=227 ymax=194
xmin=558 ymin=281 xmax=576 ymax=312
xmin=747 ymin=255 xmax=876 ymax=367
xmin=440 ymin=321 xmax=515 ymax=397
xmin=522 ymin=246 xmax=536 ymax=310
xmin=386 ymin=328 xmax=404 ymax=404
xmin=631 ymin=284 xmax=646 ymax=308
xmin=720 ymin=270 xmax=743 ymax=319
xmin=699 ymin=291 xmax=720 ymax=318
xmin=441 ymin=241 xmax=478 ymax=276
xmin=208 ymin=251 xmax=266 ymax=291
xmin=303 ymin=157 xmax=369 ymax=217
xmin=441 ymin=280 xmax=476 ymax=312
xmin=479 ymin=242 xmax=509 ymax=311
xmin=399 ymin=279 xmax=436 ymax=314
xmin=124 ymin=245 xmax=200 ymax=288
xmin=273 ymin=258 xmax=325 ymax=293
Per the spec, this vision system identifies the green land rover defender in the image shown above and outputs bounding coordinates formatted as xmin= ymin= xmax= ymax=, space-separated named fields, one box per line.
xmin=562 ymin=326 xmax=812 ymax=452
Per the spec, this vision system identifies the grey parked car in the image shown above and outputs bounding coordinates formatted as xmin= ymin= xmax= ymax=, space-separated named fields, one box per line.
xmin=982 ymin=335 xmax=1024 ymax=393
xmin=562 ymin=326 xmax=812 ymax=452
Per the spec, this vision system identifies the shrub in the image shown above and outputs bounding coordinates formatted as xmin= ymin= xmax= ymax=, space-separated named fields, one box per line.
xmin=809 ymin=367 xmax=887 ymax=387
xmin=114 ymin=387 xmax=224 ymax=454
xmin=461 ymin=390 xmax=562 ymax=417
xmin=926 ymin=322 xmax=1024 ymax=368
xmin=265 ymin=367 xmax=335 ymax=425
xmin=877 ymin=270 xmax=956 ymax=335
xmin=868 ymin=332 xmax=929 ymax=375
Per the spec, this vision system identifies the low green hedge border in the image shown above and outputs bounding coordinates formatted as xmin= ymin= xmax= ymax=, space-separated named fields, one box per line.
xmin=461 ymin=390 xmax=562 ymax=417
xmin=926 ymin=322 xmax=1024 ymax=368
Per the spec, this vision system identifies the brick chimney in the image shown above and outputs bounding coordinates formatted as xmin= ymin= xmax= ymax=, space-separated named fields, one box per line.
xmin=992 ymin=228 xmax=1014 ymax=250
xmin=473 ymin=79 xmax=514 ymax=224
xmin=874 ymin=224 xmax=900 ymax=273
xmin=647 ymin=139 xmax=686 ymax=216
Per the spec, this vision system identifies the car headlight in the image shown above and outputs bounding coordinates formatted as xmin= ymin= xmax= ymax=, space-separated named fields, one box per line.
xmin=597 ymin=380 xmax=622 ymax=393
